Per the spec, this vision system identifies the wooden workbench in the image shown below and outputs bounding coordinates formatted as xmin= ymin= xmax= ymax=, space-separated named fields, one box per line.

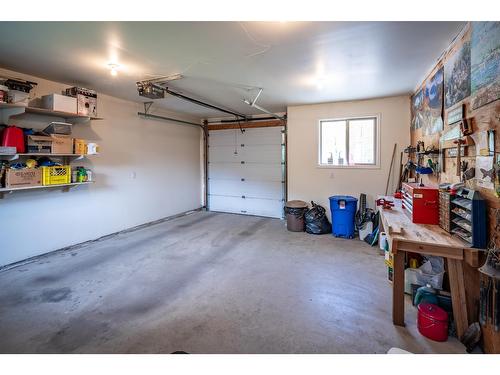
xmin=379 ymin=198 xmax=479 ymax=340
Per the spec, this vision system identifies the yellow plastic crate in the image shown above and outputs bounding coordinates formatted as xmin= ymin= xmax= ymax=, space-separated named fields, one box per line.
xmin=42 ymin=165 xmax=71 ymax=185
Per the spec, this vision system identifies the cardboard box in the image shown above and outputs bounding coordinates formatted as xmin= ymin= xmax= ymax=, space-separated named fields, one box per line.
xmin=5 ymin=168 xmax=42 ymax=188
xmin=27 ymin=135 xmax=52 ymax=153
xmin=74 ymin=139 xmax=87 ymax=155
xmin=50 ymin=134 xmax=73 ymax=154
xmin=42 ymin=94 xmax=77 ymax=114
xmin=65 ymin=87 xmax=97 ymax=117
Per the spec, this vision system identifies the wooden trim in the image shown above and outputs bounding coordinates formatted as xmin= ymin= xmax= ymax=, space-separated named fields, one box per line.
xmin=395 ymin=241 xmax=464 ymax=260
xmin=208 ymin=120 xmax=283 ymax=131
xmin=464 ymin=248 xmax=480 ymax=268
xmin=447 ymin=258 xmax=469 ymax=340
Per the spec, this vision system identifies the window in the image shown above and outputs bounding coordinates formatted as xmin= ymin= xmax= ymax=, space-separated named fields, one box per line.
xmin=319 ymin=116 xmax=378 ymax=167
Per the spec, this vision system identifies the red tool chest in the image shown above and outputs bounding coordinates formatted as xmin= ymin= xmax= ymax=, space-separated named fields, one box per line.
xmin=401 ymin=182 xmax=439 ymax=225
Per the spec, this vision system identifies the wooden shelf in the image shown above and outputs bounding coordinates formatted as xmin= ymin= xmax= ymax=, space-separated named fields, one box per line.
xmin=0 ymin=102 xmax=103 ymax=123
xmin=0 ymin=102 xmax=25 ymax=109
xmin=0 ymin=153 xmax=96 ymax=161
xmin=0 ymin=181 xmax=94 ymax=199
xmin=440 ymin=135 xmax=474 ymax=150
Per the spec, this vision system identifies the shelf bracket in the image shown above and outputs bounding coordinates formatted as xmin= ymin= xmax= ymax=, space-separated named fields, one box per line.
xmin=0 ymin=190 xmax=13 ymax=199
xmin=144 ymin=101 xmax=154 ymax=115
xmin=0 ymin=107 xmax=26 ymax=125
xmin=1 ymin=154 xmax=20 ymax=161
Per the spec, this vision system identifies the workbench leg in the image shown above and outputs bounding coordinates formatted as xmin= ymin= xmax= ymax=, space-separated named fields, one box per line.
xmin=392 ymin=244 xmax=405 ymax=327
xmin=448 ymin=258 xmax=468 ymax=340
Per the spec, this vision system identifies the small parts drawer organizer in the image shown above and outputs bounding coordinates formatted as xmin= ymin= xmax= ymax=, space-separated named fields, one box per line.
xmin=439 ymin=190 xmax=452 ymax=232
xmin=402 ymin=182 xmax=439 ymax=225
xmin=450 ymin=188 xmax=487 ymax=248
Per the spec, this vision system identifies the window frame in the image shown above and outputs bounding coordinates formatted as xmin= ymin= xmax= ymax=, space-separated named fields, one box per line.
xmin=317 ymin=115 xmax=380 ymax=169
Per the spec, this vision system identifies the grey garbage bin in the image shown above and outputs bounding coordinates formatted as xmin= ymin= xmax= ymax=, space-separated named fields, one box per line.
xmin=284 ymin=200 xmax=308 ymax=232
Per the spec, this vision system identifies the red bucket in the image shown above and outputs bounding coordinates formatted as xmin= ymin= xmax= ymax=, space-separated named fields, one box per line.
xmin=417 ymin=303 xmax=448 ymax=342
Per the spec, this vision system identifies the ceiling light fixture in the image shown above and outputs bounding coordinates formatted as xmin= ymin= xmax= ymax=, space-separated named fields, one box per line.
xmin=108 ymin=63 xmax=119 ymax=76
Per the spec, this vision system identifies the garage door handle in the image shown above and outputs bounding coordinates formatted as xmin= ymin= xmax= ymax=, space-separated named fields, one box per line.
xmin=241 ymin=178 xmax=245 ymax=181
xmin=241 ymin=195 xmax=246 ymax=199
xmin=241 ymin=161 xmax=245 ymax=164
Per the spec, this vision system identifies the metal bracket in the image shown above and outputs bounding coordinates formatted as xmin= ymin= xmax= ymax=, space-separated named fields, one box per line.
xmin=143 ymin=101 xmax=154 ymax=115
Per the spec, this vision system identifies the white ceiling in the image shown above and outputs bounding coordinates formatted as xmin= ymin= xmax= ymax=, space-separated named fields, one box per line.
xmin=0 ymin=22 xmax=464 ymax=118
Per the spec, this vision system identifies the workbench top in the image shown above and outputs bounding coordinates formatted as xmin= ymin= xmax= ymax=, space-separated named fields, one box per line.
xmin=378 ymin=197 xmax=468 ymax=249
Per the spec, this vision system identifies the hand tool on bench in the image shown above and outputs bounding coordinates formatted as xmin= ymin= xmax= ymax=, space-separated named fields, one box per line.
xmin=376 ymin=198 xmax=394 ymax=210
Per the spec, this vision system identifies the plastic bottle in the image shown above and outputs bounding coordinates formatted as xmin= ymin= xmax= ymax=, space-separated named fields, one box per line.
xmin=414 ymin=284 xmax=439 ymax=306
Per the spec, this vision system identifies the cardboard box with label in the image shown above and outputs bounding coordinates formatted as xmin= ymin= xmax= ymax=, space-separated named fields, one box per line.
xmin=5 ymin=168 xmax=42 ymax=188
xmin=27 ymin=135 xmax=52 ymax=153
xmin=65 ymin=87 xmax=97 ymax=117
xmin=27 ymin=134 xmax=74 ymax=154
xmin=50 ymin=134 xmax=73 ymax=154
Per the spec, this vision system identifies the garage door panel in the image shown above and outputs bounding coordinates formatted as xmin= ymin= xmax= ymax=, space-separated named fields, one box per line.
xmin=209 ymin=144 xmax=282 ymax=163
xmin=208 ymin=126 xmax=284 ymax=218
xmin=208 ymin=195 xmax=283 ymax=218
xmin=238 ymin=127 xmax=283 ymax=145
xmin=208 ymin=130 xmax=240 ymax=146
xmin=209 ymin=179 xmax=282 ymax=200
xmin=208 ymin=127 xmax=283 ymax=147
xmin=208 ymin=162 xmax=282 ymax=181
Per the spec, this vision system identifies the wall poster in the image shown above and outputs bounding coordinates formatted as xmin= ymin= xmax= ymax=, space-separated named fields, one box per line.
xmin=471 ymin=21 xmax=500 ymax=109
xmin=445 ymin=41 xmax=471 ymax=109
xmin=423 ymin=67 xmax=444 ymax=136
xmin=411 ymin=88 xmax=424 ymax=130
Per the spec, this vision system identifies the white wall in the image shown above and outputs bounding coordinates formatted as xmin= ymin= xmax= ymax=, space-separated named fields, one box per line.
xmin=287 ymin=95 xmax=410 ymax=218
xmin=0 ymin=68 xmax=202 ymax=266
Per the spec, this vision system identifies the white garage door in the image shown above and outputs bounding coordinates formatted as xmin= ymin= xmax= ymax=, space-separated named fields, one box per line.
xmin=208 ymin=126 xmax=285 ymax=218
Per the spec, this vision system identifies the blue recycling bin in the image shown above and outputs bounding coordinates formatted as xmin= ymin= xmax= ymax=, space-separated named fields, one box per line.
xmin=329 ymin=195 xmax=358 ymax=238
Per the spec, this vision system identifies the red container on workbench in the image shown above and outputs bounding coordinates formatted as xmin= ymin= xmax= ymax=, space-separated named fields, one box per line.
xmin=402 ymin=182 xmax=439 ymax=225
xmin=417 ymin=302 xmax=448 ymax=342
xmin=1 ymin=126 xmax=25 ymax=153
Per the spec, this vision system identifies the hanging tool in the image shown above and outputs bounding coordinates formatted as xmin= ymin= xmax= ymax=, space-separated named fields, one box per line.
xmin=385 ymin=143 xmax=397 ymax=195
xmin=398 ymin=151 xmax=403 ymax=191
xmin=454 ymin=138 xmax=466 ymax=179
xmin=480 ymin=278 xmax=487 ymax=326
xmin=495 ymin=279 xmax=500 ymax=331
xmin=401 ymin=145 xmax=417 ymax=184
xmin=488 ymin=278 xmax=493 ymax=325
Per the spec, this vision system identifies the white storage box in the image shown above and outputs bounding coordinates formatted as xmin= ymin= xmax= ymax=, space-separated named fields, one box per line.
xmin=8 ymin=90 xmax=29 ymax=106
xmin=404 ymin=268 xmax=421 ymax=294
xmin=41 ymin=94 xmax=77 ymax=113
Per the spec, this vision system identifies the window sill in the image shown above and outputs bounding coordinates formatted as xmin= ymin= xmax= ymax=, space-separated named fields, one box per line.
xmin=317 ymin=164 xmax=381 ymax=170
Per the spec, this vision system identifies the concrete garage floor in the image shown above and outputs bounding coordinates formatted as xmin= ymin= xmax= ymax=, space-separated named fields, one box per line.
xmin=0 ymin=211 xmax=466 ymax=354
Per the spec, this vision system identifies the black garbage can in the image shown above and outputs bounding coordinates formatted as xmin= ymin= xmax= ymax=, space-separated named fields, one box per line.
xmin=284 ymin=200 xmax=308 ymax=232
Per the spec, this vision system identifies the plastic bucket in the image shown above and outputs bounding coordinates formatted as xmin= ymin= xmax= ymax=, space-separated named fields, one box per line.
xmin=329 ymin=195 xmax=358 ymax=238
xmin=284 ymin=200 xmax=308 ymax=232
